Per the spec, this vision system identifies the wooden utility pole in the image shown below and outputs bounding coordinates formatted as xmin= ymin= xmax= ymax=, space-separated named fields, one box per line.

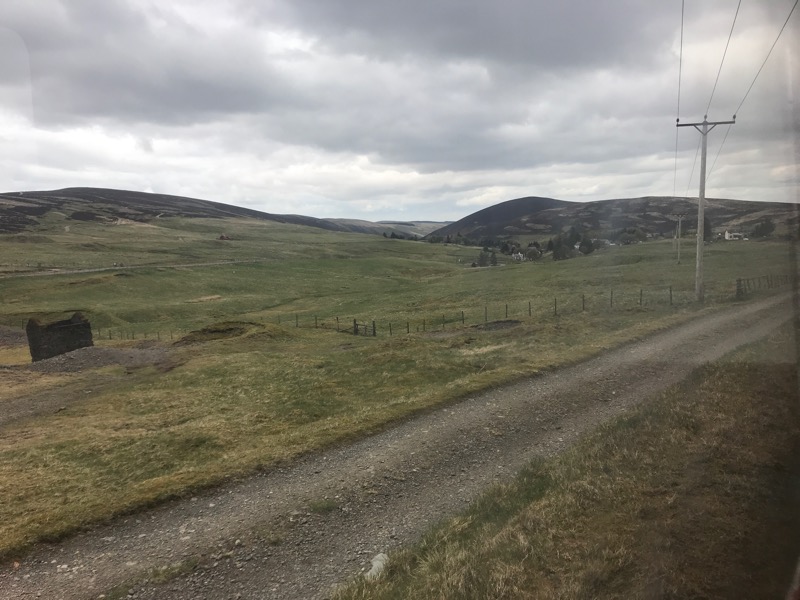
xmin=677 ymin=115 xmax=735 ymax=302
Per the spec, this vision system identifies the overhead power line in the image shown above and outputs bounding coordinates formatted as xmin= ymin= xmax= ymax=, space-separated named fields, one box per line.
xmin=735 ymin=0 xmax=798 ymax=116
xmin=706 ymin=0 xmax=798 ymax=183
xmin=706 ymin=0 xmax=742 ymax=115
xmin=673 ymin=0 xmax=685 ymax=198
xmin=706 ymin=124 xmax=733 ymax=182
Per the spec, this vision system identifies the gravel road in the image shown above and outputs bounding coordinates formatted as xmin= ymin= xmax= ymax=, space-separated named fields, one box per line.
xmin=0 ymin=293 xmax=794 ymax=600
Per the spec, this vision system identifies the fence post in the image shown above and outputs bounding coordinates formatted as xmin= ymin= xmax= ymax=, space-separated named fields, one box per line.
xmin=442 ymin=315 xmax=445 ymax=330
xmin=582 ymin=294 xmax=585 ymax=312
xmin=554 ymin=297 xmax=558 ymax=317
xmin=505 ymin=304 xmax=508 ymax=319
xmin=296 ymin=314 xmax=299 ymax=328
xmin=669 ymin=286 xmax=673 ymax=306
xmin=461 ymin=311 xmax=465 ymax=325
xmin=372 ymin=321 xmax=376 ymax=337
xmin=639 ymin=288 xmax=643 ymax=306
xmin=353 ymin=319 xmax=358 ymax=335
xmin=336 ymin=316 xmax=340 ymax=332
xmin=407 ymin=321 xmax=410 ymax=334
xmin=315 ymin=316 xmax=318 ymax=328
xmin=389 ymin=323 xmax=393 ymax=336
xmin=528 ymin=301 xmax=532 ymax=317
xmin=423 ymin=318 xmax=426 ymax=332
xmin=484 ymin=306 xmax=488 ymax=323
xmin=610 ymin=290 xmax=614 ymax=308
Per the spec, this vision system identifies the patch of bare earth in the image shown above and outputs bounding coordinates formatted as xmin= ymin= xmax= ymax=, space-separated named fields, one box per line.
xmin=0 ymin=295 xmax=795 ymax=600
xmin=0 ymin=343 xmax=171 ymax=428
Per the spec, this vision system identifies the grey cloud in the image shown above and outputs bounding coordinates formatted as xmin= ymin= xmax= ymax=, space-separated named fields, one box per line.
xmin=248 ymin=0 xmax=677 ymax=72
xmin=2 ymin=1 xmax=306 ymax=127
xmin=0 ymin=0 xmax=795 ymax=220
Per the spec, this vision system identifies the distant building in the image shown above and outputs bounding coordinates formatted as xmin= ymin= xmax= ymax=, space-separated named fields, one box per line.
xmin=724 ymin=230 xmax=744 ymax=240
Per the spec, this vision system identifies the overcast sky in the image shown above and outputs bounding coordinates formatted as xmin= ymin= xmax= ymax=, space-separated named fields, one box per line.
xmin=1 ymin=1 xmax=797 ymax=221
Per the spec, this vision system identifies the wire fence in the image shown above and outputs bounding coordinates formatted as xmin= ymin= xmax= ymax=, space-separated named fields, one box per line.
xmin=299 ymin=285 xmax=696 ymax=338
xmin=735 ymin=274 xmax=791 ymax=299
xmin=12 ymin=275 xmax=791 ymax=342
xmin=283 ymin=274 xmax=792 ymax=338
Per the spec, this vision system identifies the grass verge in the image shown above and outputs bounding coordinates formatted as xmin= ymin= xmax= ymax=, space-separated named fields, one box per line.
xmin=335 ymin=328 xmax=800 ymax=599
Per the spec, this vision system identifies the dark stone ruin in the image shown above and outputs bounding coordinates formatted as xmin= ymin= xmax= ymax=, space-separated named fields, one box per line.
xmin=26 ymin=312 xmax=93 ymax=362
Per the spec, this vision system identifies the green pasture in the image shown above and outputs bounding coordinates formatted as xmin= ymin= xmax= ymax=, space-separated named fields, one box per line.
xmin=0 ymin=217 xmax=793 ymax=334
xmin=0 ymin=218 xmax=795 ymax=558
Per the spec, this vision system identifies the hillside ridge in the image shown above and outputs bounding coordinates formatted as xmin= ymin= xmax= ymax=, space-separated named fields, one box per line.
xmin=1 ymin=187 xmax=795 ymax=240
xmin=429 ymin=195 xmax=798 ymax=240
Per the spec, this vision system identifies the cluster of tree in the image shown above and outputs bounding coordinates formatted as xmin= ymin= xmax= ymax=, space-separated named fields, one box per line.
xmin=428 ymin=232 xmax=474 ymax=245
xmin=475 ymin=238 xmax=528 ymax=255
xmin=525 ymin=241 xmax=542 ymax=261
xmin=751 ymin=217 xmax=775 ymax=238
xmin=609 ymin=227 xmax=647 ymax=245
xmin=383 ymin=232 xmax=419 ymax=241
xmin=474 ymin=250 xmax=498 ymax=267
xmin=544 ymin=226 xmax=596 ymax=261
xmin=474 ymin=240 xmax=547 ymax=265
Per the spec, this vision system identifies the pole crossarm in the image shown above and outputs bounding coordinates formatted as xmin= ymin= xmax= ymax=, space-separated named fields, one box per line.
xmin=677 ymin=117 xmax=736 ymax=131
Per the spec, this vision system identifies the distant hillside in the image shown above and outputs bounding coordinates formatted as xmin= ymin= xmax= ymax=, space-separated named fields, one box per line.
xmin=429 ymin=196 xmax=798 ymax=241
xmin=0 ymin=188 xmax=445 ymax=237
xmin=326 ymin=219 xmax=449 ymax=238
xmin=2 ymin=187 xmax=793 ymax=242
xmin=0 ymin=188 xmax=346 ymax=234
xmin=428 ymin=197 xmax=569 ymax=240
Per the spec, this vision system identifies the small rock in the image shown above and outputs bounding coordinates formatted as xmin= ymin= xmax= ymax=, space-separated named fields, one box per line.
xmin=364 ymin=553 xmax=389 ymax=581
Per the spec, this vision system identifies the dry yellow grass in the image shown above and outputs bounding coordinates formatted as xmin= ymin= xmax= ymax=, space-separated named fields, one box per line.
xmin=0 ymin=345 xmax=29 ymax=365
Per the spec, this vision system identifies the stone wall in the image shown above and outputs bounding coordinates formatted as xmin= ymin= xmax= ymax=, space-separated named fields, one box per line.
xmin=26 ymin=312 xmax=93 ymax=362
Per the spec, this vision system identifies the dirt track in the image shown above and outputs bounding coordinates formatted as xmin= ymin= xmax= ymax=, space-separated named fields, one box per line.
xmin=0 ymin=294 xmax=794 ymax=600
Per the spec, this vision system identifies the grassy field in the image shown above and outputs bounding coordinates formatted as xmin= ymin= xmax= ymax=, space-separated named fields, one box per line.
xmin=335 ymin=329 xmax=800 ymax=600
xmin=0 ymin=218 xmax=796 ymax=559
xmin=0 ymin=216 xmax=793 ymax=333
